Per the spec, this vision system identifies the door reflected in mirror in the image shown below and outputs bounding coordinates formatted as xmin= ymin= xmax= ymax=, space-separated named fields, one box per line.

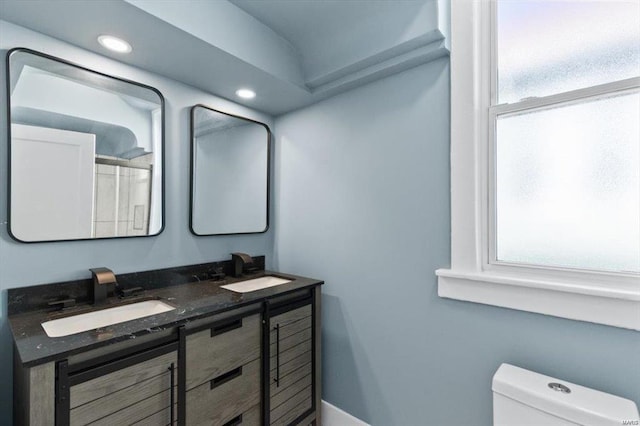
xmin=190 ymin=105 xmax=270 ymax=235
xmin=7 ymin=49 xmax=164 ymax=242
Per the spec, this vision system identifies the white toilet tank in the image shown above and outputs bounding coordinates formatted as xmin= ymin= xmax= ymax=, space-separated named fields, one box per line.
xmin=493 ymin=363 xmax=639 ymax=426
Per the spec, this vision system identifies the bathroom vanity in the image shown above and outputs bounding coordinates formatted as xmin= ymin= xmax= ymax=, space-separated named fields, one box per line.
xmin=9 ymin=257 xmax=322 ymax=426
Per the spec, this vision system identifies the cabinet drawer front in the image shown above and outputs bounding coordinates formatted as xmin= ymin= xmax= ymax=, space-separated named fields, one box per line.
xmin=186 ymin=313 xmax=261 ymax=390
xmin=240 ymin=404 xmax=261 ymax=426
xmin=217 ymin=403 xmax=261 ymax=426
xmin=74 ymin=385 xmax=175 ymax=426
xmin=186 ymin=358 xmax=261 ymax=426
xmin=70 ymin=370 xmax=177 ymax=425
xmin=269 ymin=305 xmax=311 ymax=329
xmin=70 ymin=351 xmax=177 ymax=409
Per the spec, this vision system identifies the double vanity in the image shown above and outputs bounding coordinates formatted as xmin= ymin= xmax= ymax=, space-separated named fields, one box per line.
xmin=9 ymin=255 xmax=323 ymax=426
xmin=7 ymin=44 xmax=299 ymax=426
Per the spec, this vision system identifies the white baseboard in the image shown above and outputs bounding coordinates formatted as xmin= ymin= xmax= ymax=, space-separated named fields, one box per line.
xmin=321 ymin=400 xmax=369 ymax=426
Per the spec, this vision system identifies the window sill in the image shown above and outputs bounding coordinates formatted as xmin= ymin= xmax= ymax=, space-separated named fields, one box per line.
xmin=436 ymin=269 xmax=640 ymax=331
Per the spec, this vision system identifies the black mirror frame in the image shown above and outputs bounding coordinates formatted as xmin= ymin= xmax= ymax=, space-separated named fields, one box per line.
xmin=189 ymin=104 xmax=271 ymax=236
xmin=6 ymin=47 xmax=166 ymax=243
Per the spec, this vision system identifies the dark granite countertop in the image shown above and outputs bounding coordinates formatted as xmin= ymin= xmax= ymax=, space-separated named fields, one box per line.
xmin=9 ymin=263 xmax=323 ymax=367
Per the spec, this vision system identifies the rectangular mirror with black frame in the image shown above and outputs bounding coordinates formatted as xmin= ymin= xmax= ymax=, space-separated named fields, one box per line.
xmin=190 ymin=105 xmax=270 ymax=236
xmin=7 ymin=48 xmax=164 ymax=242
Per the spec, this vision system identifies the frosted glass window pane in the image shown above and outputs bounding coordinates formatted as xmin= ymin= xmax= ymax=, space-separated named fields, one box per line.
xmin=497 ymin=1 xmax=640 ymax=104
xmin=495 ymin=91 xmax=640 ymax=273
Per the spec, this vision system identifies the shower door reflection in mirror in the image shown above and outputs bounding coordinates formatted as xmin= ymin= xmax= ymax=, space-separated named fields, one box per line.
xmin=190 ymin=105 xmax=270 ymax=235
xmin=7 ymin=49 xmax=164 ymax=242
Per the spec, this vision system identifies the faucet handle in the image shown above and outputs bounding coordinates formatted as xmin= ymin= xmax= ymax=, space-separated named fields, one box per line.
xmin=48 ymin=298 xmax=76 ymax=311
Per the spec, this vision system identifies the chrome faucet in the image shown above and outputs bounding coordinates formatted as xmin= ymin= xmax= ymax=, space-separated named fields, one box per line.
xmin=231 ymin=253 xmax=253 ymax=277
xmin=90 ymin=267 xmax=117 ymax=305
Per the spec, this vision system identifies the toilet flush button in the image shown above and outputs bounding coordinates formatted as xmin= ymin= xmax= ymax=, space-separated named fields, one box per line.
xmin=548 ymin=382 xmax=572 ymax=394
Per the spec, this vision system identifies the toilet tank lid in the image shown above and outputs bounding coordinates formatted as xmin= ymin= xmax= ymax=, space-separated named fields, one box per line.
xmin=492 ymin=364 xmax=639 ymax=426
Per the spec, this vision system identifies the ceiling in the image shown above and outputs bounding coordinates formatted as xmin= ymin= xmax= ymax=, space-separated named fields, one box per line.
xmin=0 ymin=0 xmax=448 ymax=115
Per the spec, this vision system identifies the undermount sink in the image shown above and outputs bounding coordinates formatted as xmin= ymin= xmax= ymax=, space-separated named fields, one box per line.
xmin=220 ymin=276 xmax=292 ymax=293
xmin=41 ymin=300 xmax=175 ymax=338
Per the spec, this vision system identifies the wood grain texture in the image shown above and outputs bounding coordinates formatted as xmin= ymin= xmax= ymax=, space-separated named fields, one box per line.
xmin=270 ymin=386 xmax=312 ymax=426
xmin=269 ymin=316 xmax=311 ymax=342
xmin=131 ymin=404 xmax=176 ymax=426
xmin=186 ymin=358 xmax=261 ymax=426
xmin=70 ymin=371 xmax=176 ymax=424
xmin=88 ymin=387 xmax=173 ymax=426
xmin=270 ymin=326 xmax=312 ymax=355
xmin=270 ymin=362 xmax=312 ymax=397
xmin=269 ymin=305 xmax=311 ymax=329
xmin=29 ymin=362 xmax=55 ymax=426
xmin=269 ymin=298 xmax=318 ymax=426
xmin=69 ymin=351 xmax=177 ymax=409
xmin=270 ymin=339 xmax=311 ymax=371
xmin=241 ymin=404 xmax=262 ymax=426
xmin=271 ymin=373 xmax=312 ymax=411
xmin=186 ymin=314 xmax=260 ymax=390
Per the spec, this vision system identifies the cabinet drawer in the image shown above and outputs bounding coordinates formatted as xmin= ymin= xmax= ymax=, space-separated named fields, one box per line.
xmin=186 ymin=313 xmax=261 ymax=390
xmin=70 ymin=351 xmax=176 ymax=409
xmin=70 ymin=370 xmax=177 ymax=425
xmin=74 ymin=385 xmax=175 ymax=426
xmin=186 ymin=358 xmax=261 ymax=426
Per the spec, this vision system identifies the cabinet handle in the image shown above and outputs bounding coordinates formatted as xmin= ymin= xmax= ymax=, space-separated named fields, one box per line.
xmin=210 ymin=318 xmax=242 ymax=337
xmin=222 ymin=414 xmax=243 ymax=426
xmin=210 ymin=366 xmax=243 ymax=390
xmin=274 ymin=323 xmax=280 ymax=387
xmin=168 ymin=363 xmax=175 ymax=425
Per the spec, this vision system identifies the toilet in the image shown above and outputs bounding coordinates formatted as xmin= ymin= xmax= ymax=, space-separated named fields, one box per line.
xmin=493 ymin=363 xmax=639 ymax=426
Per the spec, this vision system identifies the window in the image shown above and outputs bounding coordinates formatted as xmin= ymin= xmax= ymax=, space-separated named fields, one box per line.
xmin=490 ymin=1 xmax=640 ymax=274
xmin=437 ymin=0 xmax=640 ymax=330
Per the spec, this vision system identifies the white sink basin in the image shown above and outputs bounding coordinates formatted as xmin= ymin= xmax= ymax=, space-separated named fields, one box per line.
xmin=221 ymin=276 xmax=292 ymax=293
xmin=41 ymin=300 xmax=175 ymax=338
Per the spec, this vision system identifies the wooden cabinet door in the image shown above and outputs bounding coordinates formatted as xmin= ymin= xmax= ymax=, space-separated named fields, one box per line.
xmin=269 ymin=303 xmax=314 ymax=426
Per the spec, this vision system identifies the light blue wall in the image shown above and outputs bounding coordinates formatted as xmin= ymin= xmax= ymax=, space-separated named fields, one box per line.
xmin=274 ymin=58 xmax=640 ymax=425
xmin=0 ymin=22 xmax=275 ymax=423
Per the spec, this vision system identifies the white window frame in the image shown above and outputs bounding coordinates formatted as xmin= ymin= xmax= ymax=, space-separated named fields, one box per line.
xmin=436 ymin=0 xmax=640 ymax=331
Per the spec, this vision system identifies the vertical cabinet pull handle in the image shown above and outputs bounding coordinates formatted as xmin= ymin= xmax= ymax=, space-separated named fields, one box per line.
xmin=168 ymin=363 xmax=175 ymax=425
xmin=274 ymin=323 xmax=280 ymax=387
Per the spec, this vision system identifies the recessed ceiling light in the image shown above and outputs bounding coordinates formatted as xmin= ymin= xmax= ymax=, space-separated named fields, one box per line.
xmin=236 ymin=88 xmax=256 ymax=99
xmin=97 ymin=35 xmax=132 ymax=53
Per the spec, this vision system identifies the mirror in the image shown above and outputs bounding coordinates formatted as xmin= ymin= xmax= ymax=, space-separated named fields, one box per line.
xmin=7 ymin=49 xmax=164 ymax=242
xmin=190 ymin=105 xmax=270 ymax=235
